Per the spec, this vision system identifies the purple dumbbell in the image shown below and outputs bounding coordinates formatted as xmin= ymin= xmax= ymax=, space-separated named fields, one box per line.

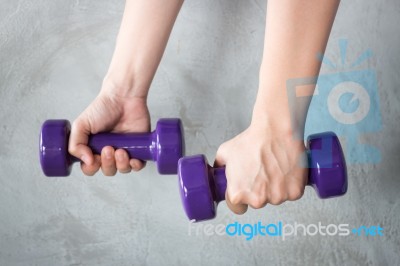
xmin=39 ymin=118 xmax=184 ymax=176
xmin=178 ymin=132 xmax=347 ymax=222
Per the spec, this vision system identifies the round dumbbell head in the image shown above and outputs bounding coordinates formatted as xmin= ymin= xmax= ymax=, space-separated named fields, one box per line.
xmin=39 ymin=120 xmax=73 ymax=177
xmin=178 ymin=155 xmax=216 ymax=221
xmin=155 ymin=118 xmax=185 ymax=174
xmin=307 ymin=132 xmax=348 ymax=198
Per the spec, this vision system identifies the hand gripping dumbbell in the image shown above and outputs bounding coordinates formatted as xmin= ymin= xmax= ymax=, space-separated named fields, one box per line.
xmin=178 ymin=132 xmax=347 ymax=222
xmin=39 ymin=118 xmax=184 ymax=176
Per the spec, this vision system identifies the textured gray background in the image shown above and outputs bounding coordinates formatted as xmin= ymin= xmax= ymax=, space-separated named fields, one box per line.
xmin=1 ymin=0 xmax=399 ymax=265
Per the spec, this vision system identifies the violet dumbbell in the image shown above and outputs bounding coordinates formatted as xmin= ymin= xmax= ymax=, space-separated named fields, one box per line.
xmin=178 ymin=132 xmax=347 ymax=222
xmin=40 ymin=118 xmax=184 ymax=176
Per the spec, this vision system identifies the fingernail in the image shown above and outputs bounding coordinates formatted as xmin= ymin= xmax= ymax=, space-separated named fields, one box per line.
xmin=116 ymin=152 xmax=124 ymax=161
xmin=131 ymin=161 xmax=138 ymax=171
xmin=105 ymin=149 xmax=112 ymax=159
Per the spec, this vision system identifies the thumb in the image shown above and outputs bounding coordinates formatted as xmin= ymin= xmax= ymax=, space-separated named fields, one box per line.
xmin=68 ymin=118 xmax=94 ymax=166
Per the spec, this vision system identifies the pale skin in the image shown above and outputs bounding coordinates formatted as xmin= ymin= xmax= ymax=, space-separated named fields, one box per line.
xmin=69 ymin=0 xmax=340 ymax=214
xmin=69 ymin=0 xmax=184 ymax=175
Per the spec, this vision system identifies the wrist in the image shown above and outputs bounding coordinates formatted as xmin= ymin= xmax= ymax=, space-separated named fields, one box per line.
xmin=250 ymin=96 xmax=303 ymax=140
xmin=250 ymin=111 xmax=293 ymax=137
xmin=101 ymin=74 xmax=148 ymax=100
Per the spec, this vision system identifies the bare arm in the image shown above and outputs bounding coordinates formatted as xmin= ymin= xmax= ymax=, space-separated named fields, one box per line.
xmin=253 ymin=0 xmax=340 ymax=135
xmin=215 ymin=0 xmax=340 ymax=214
xmin=104 ymin=0 xmax=184 ymax=98
xmin=69 ymin=0 xmax=183 ymax=176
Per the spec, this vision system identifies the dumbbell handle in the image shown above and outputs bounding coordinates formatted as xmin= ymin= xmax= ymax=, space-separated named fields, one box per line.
xmin=209 ymin=167 xmax=227 ymax=203
xmin=69 ymin=132 xmax=156 ymax=162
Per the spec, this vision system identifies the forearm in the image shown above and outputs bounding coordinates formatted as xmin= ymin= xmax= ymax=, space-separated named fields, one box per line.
xmin=103 ymin=0 xmax=184 ymax=98
xmin=252 ymin=0 xmax=340 ymax=134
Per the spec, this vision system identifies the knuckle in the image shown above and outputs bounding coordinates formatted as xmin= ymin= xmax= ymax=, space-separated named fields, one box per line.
xmin=228 ymin=191 xmax=244 ymax=206
xmin=249 ymin=196 xmax=267 ymax=209
xmin=288 ymin=185 xmax=305 ymax=201
xmin=269 ymin=189 xmax=288 ymax=205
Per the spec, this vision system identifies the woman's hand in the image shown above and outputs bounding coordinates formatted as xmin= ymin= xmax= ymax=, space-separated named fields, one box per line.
xmin=67 ymin=0 xmax=184 ymax=176
xmin=216 ymin=0 xmax=340 ymax=215
xmin=214 ymin=118 xmax=308 ymax=214
xmin=68 ymin=83 xmax=150 ymax=176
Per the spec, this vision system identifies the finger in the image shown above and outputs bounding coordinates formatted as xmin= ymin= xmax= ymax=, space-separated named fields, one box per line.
xmin=68 ymin=119 xmax=94 ymax=166
xmin=101 ymin=146 xmax=117 ymax=176
xmin=287 ymin=183 xmax=305 ymax=201
xmin=225 ymin=191 xmax=248 ymax=215
xmin=248 ymin=176 xmax=269 ymax=209
xmin=248 ymin=193 xmax=268 ymax=209
xmin=214 ymin=143 xmax=228 ymax=168
xmin=81 ymin=154 xmax=101 ymax=176
xmin=268 ymin=181 xmax=288 ymax=205
xmin=115 ymin=149 xmax=131 ymax=173
xmin=130 ymin=159 xmax=146 ymax=172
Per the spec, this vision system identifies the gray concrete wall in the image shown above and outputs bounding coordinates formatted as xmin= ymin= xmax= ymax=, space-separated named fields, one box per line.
xmin=1 ymin=0 xmax=399 ymax=265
